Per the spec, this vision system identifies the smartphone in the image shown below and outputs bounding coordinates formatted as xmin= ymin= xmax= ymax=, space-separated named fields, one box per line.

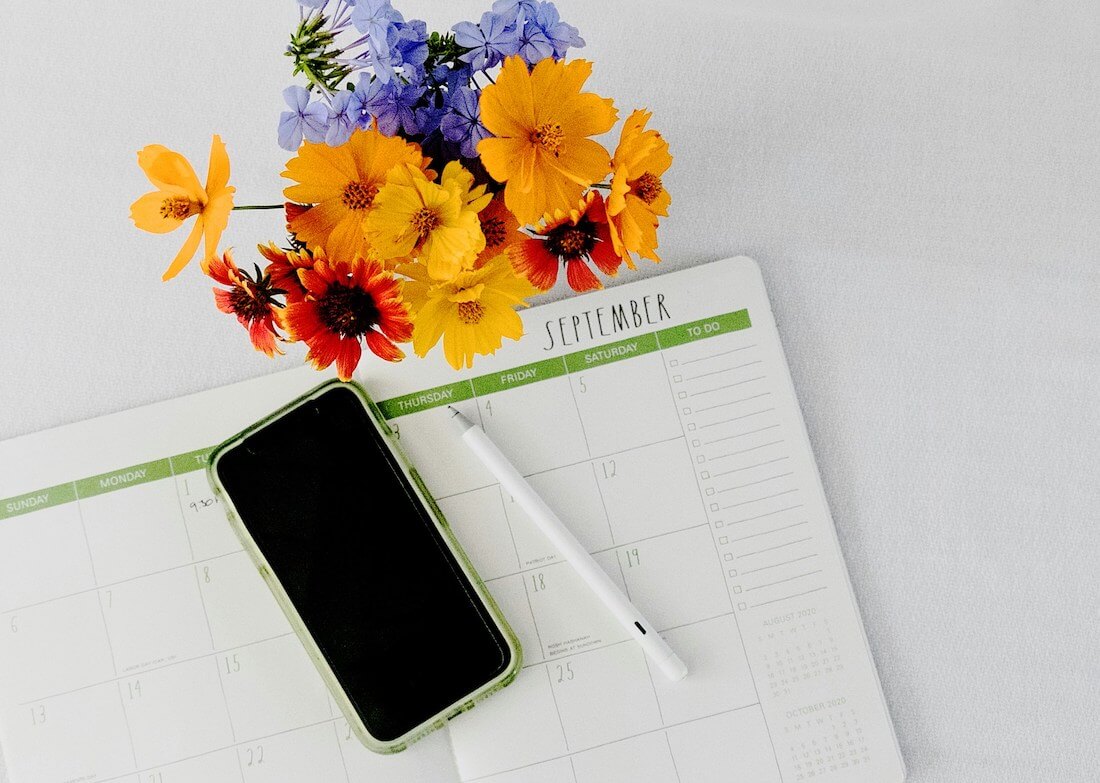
xmin=208 ymin=380 xmax=521 ymax=753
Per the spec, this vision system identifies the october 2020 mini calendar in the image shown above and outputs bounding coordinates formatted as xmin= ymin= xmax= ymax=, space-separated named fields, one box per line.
xmin=0 ymin=257 xmax=904 ymax=783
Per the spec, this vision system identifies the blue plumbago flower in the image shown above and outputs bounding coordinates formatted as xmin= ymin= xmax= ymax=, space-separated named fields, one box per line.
xmin=440 ymin=86 xmax=491 ymax=159
xmin=514 ymin=8 xmax=555 ymax=64
xmin=394 ymin=19 xmax=429 ymax=72
xmin=491 ymin=0 xmax=540 ymax=25
xmin=278 ymin=85 xmax=329 ymax=150
xmin=351 ymin=0 xmax=404 ymax=82
xmin=361 ymin=77 xmax=424 ymax=136
xmin=452 ymin=11 xmax=520 ymax=70
xmin=415 ymin=104 xmax=446 ymax=138
xmin=533 ymin=2 xmax=584 ymax=58
xmin=325 ymin=90 xmax=357 ymax=146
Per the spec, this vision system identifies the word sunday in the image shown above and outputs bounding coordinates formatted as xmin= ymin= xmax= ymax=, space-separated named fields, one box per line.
xmin=541 ymin=293 xmax=672 ymax=352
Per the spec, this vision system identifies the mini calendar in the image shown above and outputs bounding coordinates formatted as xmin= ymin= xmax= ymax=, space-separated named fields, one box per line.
xmin=0 ymin=257 xmax=904 ymax=783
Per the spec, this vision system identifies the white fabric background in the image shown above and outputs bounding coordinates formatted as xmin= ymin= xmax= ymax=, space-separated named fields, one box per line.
xmin=1 ymin=1 xmax=1098 ymax=781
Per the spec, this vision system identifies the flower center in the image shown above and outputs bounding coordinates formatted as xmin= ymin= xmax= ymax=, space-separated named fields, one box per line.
xmin=456 ymin=300 xmax=485 ymax=325
xmin=341 ymin=181 xmax=379 ymax=211
xmin=160 ymin=196 xmax=198 ymax=221
xmin=481 ymin=216 xmax=507 ymax=248
xmin=631 ymin=172 xmax=664 ymax=205
xmin=317 ymin=283 xmax=380 ymax=338
xmin=546 ymin=224 xmax=595 ymax=259
xmin=531 ymin=122 xmax=564 ymax=156
xmin=229 ymin=286 xmax=273 ymax=322
xmin=411 ymin=207 xmax=441 ymax=241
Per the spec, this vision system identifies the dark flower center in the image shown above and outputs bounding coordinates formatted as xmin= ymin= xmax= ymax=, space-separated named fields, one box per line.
xmin=531 ymin=122 xmax=564 ymax=156
xmin=545 ymin=219 xmax=597 ymax=260
xmin=412 ymin=207 xmax=441 ymax=241
xmin=317 ymin=283 xmax=380 ymax=338
xmin=160 ymin=196 xmax=198 ymax=220
xmin=457 ymin=300 xmax=485 ymax=325
xmin=481 ymin=216 xmax=507 ymax=248
xmin=342 ymin=180 xmax=379 ymax=211
xmin=229 ymin=286 xmax=274 ymax=322
xmin=631 ymin=172 xmax=663 ymax=205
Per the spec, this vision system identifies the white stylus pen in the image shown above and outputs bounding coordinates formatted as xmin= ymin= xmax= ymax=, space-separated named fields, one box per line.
xmin=448 ymin=407 xmax=688 ymax=681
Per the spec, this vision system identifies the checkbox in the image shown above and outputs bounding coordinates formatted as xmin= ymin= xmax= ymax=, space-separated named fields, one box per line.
xmin=697 ymin=455 xmax=706 ymax=464
xmin=715 ymin=520 xmax=725 ymax=528
xmin=723 ymin=553 xmax=733 ymax=561
xmin=677 ymin=391 xmax=687 ymax=399
xmin=687 ymin=423 xmax=696 ymax=431
xmin=738 ymin=602 xmax=747 ymax=610
xmin=669 ymin=359 xmax=679 ymax=367
xmin=700 ymin=471 xmax=710 ymax=479
xmin=718 ymin=536 xmax=728 ymax=544
xmin=683 ymin=407 xmax=691 ymax=415
xmin=673 ymin=375 xmax=683 ymax=383
xmin=692 ymin=439 xmax=701 ymax=447
xmin=705 ymin=487 xmax=715 ymax=496
xmin=728 ymin=569 xmax=737 ymax=577
xmin=733 ymin=585 xmax=742 ymax=594
xmin=709 ymin=503 xmax=719 ymax=512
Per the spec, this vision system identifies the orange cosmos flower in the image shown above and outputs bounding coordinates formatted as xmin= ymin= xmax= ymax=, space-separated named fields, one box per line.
xmin=282 ymin=257 xmax=412 ymax=381
xmin=607 ymin=110 xmax=672 ymax=266
xmin=478 ymin=56 xmax=617 ymax=225
xmin=509 ymin=191 xmax=621 ymax=293
xmin=281 ymin=128 xmax=431 ymax=262
xmin=130 ymin=135 xmax=235 ymax=281
xmin=202 ymin=249 xmax=284 ymax=358
xmin=474 ymin=192 xmax=521 ymax=268
xmin=258 ymin=241 xmax=315 ymax=303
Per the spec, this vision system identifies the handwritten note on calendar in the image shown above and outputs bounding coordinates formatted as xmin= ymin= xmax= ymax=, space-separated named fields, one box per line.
xmin=0 ymin=257 xmax=904 ymax=783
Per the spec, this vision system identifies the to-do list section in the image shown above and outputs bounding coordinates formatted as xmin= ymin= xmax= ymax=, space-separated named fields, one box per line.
xmin=0 ymin=257 xmax=903 ymax=783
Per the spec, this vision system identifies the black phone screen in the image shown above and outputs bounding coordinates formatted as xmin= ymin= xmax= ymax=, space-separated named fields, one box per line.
xmin=213 ymin=385 xmax=511 ymax=742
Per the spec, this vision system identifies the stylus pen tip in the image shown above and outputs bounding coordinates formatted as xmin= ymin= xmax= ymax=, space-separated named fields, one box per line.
xmin=447 ymin=407 xmax=475 ymax=433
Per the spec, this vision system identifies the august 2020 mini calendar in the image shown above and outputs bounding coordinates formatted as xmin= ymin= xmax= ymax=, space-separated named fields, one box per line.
xmin=0 ymin=257 xmax=905 ymax=783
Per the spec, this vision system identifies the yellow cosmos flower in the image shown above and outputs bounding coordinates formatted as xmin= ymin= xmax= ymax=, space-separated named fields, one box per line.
xmin=401 ymin=253 xmax=536 ymax=369
xmin=478 ymin=56 xmax=617 ymax=225
xmin=281 ymin=128 xmax=429 ymax=262
xmin=130 ymin=135 xmax=235 ymax=281
xmin=367 ymin=161 xmax=491 ymax=281
xmin=607 ymin=109 xmax=672 ymax=266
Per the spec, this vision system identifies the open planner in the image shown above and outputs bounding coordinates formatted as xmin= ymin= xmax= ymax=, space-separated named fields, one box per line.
xmin=0 ymin=257 xmax=904 ymax=783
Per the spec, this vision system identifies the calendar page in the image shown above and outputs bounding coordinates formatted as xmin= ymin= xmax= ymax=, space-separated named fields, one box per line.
xmin=0 ymin=257 xmax=904 ymax=783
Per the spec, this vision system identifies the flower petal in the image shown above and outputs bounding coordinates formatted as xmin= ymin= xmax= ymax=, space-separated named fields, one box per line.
xmin=137 ymin=145 xmax=204 ymax=198
xmin=162 ymin=216 xmax=205 ymax=281
xmin=365 ymin=329 xmax=405 ymax=363
xmin=202 ymin=190 xmax=234 ymax=262
xmin=205 ymin=135 xmax=231 ymax=195
xmin=509 ymin=239 xmax=560 ymax=291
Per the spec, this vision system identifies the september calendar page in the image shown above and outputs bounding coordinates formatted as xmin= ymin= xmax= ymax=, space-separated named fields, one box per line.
xmin=0 ymin=257 xmax=904 ymax=783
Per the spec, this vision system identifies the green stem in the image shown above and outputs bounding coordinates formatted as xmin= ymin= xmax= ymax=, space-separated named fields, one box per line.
xmin=590 ymin=182 xmax=612 ymax=190
xmin=232 ymin=204 xmax=285 ymax=211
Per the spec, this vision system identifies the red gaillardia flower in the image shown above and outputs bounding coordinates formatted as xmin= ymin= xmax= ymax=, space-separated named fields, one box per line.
xmin=202 ymin=249 xmax=286 ymax=357
xmin=283 ymin=257 xmax=412 ymax=380
xmin=509 ymin=191 xmax=622 ymax=293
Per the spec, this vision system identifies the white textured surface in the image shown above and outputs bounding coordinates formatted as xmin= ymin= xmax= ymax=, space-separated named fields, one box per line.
xmin=1 ymin=1 xmax=1098 ymax=781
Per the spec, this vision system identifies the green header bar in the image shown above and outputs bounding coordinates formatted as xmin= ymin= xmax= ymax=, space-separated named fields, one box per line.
xmin=564 ymin=333 xmax=659 ymax=373
xmin=0 ymin=482 xmax=77 ymax=521
xmin=377 ymin=380 xmax=475 ymax=420
xmin=472 ymin=357 xmax=567 ymax=396
xmin=656 ymin=309 xmax=751 ymax=349
xmin=170 ymin=448 xmax=213 ymax=475
xmin=75 ymin=458 xmax=172 ymax=499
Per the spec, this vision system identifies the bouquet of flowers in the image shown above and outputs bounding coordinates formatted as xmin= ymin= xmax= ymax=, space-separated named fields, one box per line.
xmin=130 ymin=0 xmax=671 ymax=379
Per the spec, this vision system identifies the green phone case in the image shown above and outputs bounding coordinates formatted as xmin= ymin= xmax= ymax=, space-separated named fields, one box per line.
xmin=206 ymin=378 xmax=522 ymax=754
